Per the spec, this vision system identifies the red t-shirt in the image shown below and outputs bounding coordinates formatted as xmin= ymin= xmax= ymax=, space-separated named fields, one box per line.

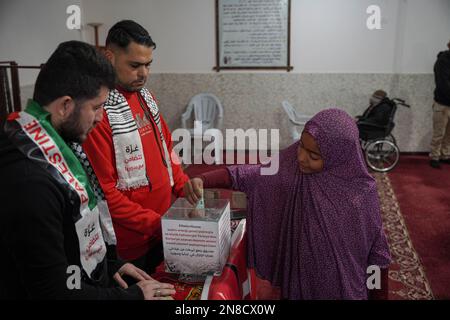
xmin=83 ymin=88 xmax=189 ymax=260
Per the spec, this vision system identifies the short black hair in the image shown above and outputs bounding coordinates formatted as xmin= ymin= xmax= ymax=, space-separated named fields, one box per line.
xmin=33 ymin=41 xmax=115 ymax=106
xmin=106 ymin=20 xmax=156 ymax=49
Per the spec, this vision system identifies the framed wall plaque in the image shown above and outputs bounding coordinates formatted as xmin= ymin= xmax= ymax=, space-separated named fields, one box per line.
xmin=215 ymin=0 xmax=292 ymax=71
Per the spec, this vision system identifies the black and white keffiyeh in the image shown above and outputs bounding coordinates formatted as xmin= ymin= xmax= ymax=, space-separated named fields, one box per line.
xmin=103 ymin=88 xmax=174 ymax=191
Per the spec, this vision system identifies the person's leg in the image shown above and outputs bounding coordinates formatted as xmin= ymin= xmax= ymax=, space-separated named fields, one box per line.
xmin=357 ymin=123 xmax=372 ymax=141
xmin=440 ymin=106 xmax=450 ymax=162
xmin=429 ymin=102 xmax=447 ymax=167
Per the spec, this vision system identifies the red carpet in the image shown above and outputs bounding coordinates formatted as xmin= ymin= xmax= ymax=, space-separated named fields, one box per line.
xmin=373 ymin=173 xmax=433 ymax=299
xmin=388 ymin=155 xmax=450 ymax=299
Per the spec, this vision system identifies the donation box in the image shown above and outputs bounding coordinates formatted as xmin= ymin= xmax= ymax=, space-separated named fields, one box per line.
xmin=161 ymin=198 xmax=231 ymax=276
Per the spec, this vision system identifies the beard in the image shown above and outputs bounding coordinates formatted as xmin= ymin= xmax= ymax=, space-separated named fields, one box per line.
xmin=119 ymin=78 xmax=146 ymax=92
xmin=59 ymin=104 xmax=86 ymax=143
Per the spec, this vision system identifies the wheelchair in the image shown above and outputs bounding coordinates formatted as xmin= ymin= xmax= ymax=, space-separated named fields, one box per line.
xmin=357 ymin=98 xmax=410 ymax=172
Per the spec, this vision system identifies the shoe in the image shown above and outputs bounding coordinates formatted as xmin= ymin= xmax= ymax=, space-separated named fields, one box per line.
xmin=430 ymin=159 xmax=441 ymax=168
xmin=440 ymin=159 xmax=450 ymax=164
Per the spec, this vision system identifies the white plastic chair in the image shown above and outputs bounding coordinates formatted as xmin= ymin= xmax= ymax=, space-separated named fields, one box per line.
xmin=181 ymin=93 xmax=223 ymax=133
xmin=181 ymin=93 xmax=224 ymax=164
xmin=281 ymin=100 xmax=312 ymax=142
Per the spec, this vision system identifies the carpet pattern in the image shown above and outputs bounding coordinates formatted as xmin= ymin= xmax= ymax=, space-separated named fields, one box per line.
xmin=373 ymin=172 xmax=434 ymax=300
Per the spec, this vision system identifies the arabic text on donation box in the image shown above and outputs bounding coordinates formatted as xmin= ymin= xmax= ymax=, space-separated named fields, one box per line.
xmin=161 ymin=198 xmax=231 ymax=275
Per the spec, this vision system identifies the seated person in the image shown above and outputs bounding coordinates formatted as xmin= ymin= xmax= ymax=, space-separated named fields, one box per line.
xmin=357 ymin=90 xmax=394 ymax=140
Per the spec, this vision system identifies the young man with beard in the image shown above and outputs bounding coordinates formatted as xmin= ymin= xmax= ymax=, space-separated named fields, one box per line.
xmin=0 ymin=41 xmax=175 ymax=299
xmin=82 ymin=20 xmax=202 ymax=273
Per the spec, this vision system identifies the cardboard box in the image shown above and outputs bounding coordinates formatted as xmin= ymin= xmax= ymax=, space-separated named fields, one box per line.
xmin=161 ymin=198 xmax=231 ymax=275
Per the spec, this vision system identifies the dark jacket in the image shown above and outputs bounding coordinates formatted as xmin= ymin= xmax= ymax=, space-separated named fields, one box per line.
xmin=358 ymin=98 xmax=394 ymax=127
xmin=434 ymin=50 xmax=450 ymax=107
xmin=0 ymin=129 xmax=143 ymax=299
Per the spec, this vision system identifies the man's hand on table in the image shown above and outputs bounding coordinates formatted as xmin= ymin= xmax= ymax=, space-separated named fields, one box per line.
xmin=136 ymin=280 xmax=176 ymax=300
xmin=113 ymin=262 xmax=176 ymax=299
xmin=113 ymin=262 xmax=154 ymax=288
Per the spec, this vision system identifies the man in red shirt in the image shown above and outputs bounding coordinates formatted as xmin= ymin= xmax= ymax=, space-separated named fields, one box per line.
xmin=83 ymin=20 xmax=201 ymax=274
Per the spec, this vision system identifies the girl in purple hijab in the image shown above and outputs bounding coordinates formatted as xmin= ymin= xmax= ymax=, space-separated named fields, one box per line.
xmin=187 ymin=108 xmax=391 ymax=299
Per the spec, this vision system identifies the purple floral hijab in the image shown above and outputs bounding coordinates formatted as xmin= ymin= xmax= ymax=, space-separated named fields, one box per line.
xmin=228 ymin=108 xmax=391 ymax=299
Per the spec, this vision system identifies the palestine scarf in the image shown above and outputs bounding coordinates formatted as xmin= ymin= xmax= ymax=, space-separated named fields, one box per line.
xmin=104 ymin=88 xmax=174 ymax=190
xmin=4 ymin=100 xmax=116 ymax=279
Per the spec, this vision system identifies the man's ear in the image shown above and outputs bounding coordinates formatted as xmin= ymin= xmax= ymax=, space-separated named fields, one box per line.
xmin=55 ymin=96 xmax=75 ymax=119
xmin=104 ymin=48 xmax=115 ymax=65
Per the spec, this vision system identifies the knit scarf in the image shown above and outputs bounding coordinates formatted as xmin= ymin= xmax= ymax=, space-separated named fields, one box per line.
xmin=104 ymin=88 xmax=174 ymax=190
xmin=3 ymin=100 xmax=116 ymax=279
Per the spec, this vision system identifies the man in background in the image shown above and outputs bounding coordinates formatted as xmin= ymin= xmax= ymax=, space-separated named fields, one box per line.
xmin=429 ymin=40 xmax=450 ymax=169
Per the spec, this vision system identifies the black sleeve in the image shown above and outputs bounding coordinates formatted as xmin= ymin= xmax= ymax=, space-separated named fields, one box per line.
xmin=2 ymin=176 xmax=143 ymax=300
xmin=435 ymin=57 xmax=450 ymax=103
xmin=106 ymin=244 xmax=126 ymax=279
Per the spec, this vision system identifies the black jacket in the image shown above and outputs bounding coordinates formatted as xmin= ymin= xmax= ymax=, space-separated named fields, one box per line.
xmin=358 ymin=98 xmax=394 ymax=127
xmin=0 ymin=130 xmax=143 ymax=299
xmin=434 ymin=50 xmax=450 ymax=107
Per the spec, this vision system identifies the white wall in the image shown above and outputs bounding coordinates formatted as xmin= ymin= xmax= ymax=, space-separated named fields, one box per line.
xmin=292 ymin=0 xmax=450 ymax=73
xmin=2 ymin=0 xmax=447 ymax=151
xmin=81 ymin=0 xmax=450 ymax=74
xmin=2 ymin=0 xmax=449 ymax=78
xmin=293 ymin=0 xmax=397 ymax=73
xmin=80 ymin=0 xmax=216 ymax=73
xmin=0 ymin=0 xmax=84 ymax=86
xmin=399 ymin=0 xmax=450 ymax=73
